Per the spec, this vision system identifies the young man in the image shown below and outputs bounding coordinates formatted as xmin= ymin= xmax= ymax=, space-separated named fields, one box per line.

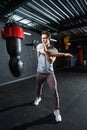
xmin=34 ymin=30 xmax=73 ymax=122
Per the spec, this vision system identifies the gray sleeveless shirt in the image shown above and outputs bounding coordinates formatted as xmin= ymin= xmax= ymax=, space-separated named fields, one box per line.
xmin=37 ymin=43 xmax=58 ymax=74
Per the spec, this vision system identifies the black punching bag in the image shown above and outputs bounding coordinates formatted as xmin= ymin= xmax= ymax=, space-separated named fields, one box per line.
xmin=1 ymin=23 xmax=24 ymax=77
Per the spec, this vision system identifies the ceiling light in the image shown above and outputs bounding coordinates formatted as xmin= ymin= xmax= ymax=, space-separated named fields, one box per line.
xmin=16 ymin=8 xmax=48 ymax=25
xmin=24 ymin=32 xmax=31 ymax=36
xmin=20 ymin=19 xmax=31 ymax=24
xmin=12 ymin=14 xmax=22 ymax=21
xmin=50 ymin=38 xmax=57 ymax=42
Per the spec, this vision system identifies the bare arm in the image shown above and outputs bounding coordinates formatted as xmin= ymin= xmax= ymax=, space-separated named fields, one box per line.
xmin=43 ymin=44 xmax=73 ymax=58
xmin=46 ymin=50 xmax=73 ymax=58
xmin=39 ymin=45 xmax=73 ymax=64
xmin=39 ymin=48 xmax=56 ymax=64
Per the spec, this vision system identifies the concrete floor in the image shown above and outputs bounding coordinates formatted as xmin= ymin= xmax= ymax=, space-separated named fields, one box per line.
xmin=0 ymin=69 xmax=87 ymax=130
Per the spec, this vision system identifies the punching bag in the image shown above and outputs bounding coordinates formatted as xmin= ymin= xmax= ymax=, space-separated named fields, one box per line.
xmin=1 ymin=22 xmax=24 ymax=77
xmin=78 ymin=48 xmax=83 ymax=65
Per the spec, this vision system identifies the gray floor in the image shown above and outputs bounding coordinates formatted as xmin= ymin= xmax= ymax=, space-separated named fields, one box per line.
xmin=0 ymin=70 xmax=87 ymax=130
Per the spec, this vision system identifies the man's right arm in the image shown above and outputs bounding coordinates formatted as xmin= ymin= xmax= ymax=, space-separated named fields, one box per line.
xmin=44 ymin=49 xmax=73 ymax=58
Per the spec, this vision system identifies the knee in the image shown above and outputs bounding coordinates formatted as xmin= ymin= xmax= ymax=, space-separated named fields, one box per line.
xmin=51 ymin=87 xmax=57 ymax=95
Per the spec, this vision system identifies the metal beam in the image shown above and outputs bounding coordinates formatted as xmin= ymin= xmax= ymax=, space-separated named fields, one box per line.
xmin=55 ymin=13 xmax=87 ymax=31
xmin=0 ymin=0 xmax=31 ymax=20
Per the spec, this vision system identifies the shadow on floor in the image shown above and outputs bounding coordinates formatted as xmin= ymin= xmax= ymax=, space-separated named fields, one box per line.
xmin=9 ymin=113 xmax=59 ymax=130
xmin=0 ymin=100 xmax=34 ymax=112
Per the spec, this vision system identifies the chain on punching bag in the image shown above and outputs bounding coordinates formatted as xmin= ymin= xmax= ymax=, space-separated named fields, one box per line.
xmin=1 ymin=22 xmax=24 ymax=77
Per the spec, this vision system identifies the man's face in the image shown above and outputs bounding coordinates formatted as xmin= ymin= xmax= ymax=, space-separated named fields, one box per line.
xmin=41 ymin=34 xmax=50 ymax=46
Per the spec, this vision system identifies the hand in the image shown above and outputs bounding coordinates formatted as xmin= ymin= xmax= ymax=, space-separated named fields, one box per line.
xmin=43 ymin=43 xmax=48 ymax=52
xmin=65 ymin=53 xmax=73 ymax=58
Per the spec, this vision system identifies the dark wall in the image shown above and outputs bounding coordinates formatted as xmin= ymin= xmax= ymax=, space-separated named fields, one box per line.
xmin=1 ymin=25 xmax=87 ymax=86
xmin=53 ymin=38 xmax=87 ymax=70
xmin=0 ymin=28 xmax=40 ymax=86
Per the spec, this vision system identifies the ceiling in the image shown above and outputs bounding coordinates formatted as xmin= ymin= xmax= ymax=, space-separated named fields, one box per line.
xmin=0 ymin=0 xmax=87 ymax=40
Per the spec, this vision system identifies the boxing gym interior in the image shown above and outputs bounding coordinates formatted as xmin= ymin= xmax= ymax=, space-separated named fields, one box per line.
xmin=0 ymin=0 xmax=87 ymax=130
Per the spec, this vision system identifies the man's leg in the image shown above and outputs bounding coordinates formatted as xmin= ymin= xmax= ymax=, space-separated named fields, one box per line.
xmin=34 ymin=72 xmax=46 ymax=105
xmin=47 ymin=73 xmax=62 ymax=122
xmin=47 ymin=73 xmax=59 ymax=109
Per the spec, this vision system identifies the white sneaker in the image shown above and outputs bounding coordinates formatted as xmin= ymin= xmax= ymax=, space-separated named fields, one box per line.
xmin=54 ymin=109 xmax=62 ymax=122
xmin=34 ymin=97 xmax=41 ymax=106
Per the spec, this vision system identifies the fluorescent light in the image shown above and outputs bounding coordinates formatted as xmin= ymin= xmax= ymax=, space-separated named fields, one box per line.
xmin=20 ymin=19 xmax=31 ymax=24
xmin=24 ymin=32 xmax=31 ymax=36
xmin=50 ymin=38 xmax=57 ymax=42
xmin=12 ymin=14 xmax=22 ymax=21
xmin=16 ymin=8 xmax=47 ymax=25
xmin=68 ymin=43 xmax=71 ymax=45
xmin=27 ymin=22 xmax=38 ymax=27
xmin=20 ymin=7 xmax=50 ymax=24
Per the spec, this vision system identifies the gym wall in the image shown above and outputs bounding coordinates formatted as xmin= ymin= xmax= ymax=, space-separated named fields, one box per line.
xmin=0 ymin=27 xmax=40 ymax=86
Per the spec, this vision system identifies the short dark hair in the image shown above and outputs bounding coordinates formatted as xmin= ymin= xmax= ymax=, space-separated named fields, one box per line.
xmin=41 ymin=30 xmax=51 ymax=38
